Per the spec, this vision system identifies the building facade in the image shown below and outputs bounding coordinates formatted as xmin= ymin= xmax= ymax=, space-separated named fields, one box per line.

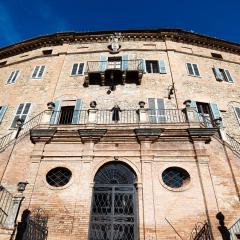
xmin=0 ymin=29 xmax=239 ymax=240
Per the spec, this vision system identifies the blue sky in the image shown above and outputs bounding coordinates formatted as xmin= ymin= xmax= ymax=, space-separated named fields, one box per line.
xmin=0 ymin=0 xmax=240 ymax=47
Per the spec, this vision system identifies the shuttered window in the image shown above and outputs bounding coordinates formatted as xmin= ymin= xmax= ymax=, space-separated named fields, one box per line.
xmin=0 ymin=105 xmax=8 ymax=123
xmin=186 ymin=63 xmax=200 ymax=77
xmin=71 ymin=63 xmax=84 ymax=76
xmin=31 ymin=65 xmax=45 ymax=79
xmin=11 ymin=103 xmax=31 ymax=128
xmin=148 ymin=98 xmax=166 ymax=123
xmin=6 ymin=70 xmax=20 ymax=84
xmin=213 ymin=68 xmax=234 ymax=83
xmin=234 ymin=107 xmax=240 ymax=125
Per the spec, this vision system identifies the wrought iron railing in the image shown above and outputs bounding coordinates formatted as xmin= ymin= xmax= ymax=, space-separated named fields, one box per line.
xmin=50 ymin=108 xmax=188 ymax=125
xmin=190 ymin=222 xmax=212 ymax=240
xmin=0 ymin=132 xmax=14 ymax=150
xmin=229 ymin=218 xmax=240 ymax=240
xmin=226 ymin=133 xmax=240 ymax=155
xmin=0 ymin=111 xmax=45 ymax=151
xmin=0 ymin=185 xmax=13 ymax=227
xmin=85 ymin=59 xmax=144 ymax=73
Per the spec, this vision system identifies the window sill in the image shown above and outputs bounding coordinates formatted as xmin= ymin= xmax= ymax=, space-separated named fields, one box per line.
xmin=187 ymin=74 xmax=201 ymax=78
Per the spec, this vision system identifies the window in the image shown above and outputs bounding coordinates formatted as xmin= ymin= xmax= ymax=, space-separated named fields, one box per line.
xmin=186 ymin=63 xmax=200 ymax=77
xmin=162 ymin=167 xmax=190 ymax=189
xmin=0 ymin=61 xmax=7 ymax=66
xmin=11 ymin=103 xmax=31 ymax=128
xmin=42 ymin=49 xmax=52 ymax=55
xmin=148 ymin=98 xmax=166 ymax=123
xmin=146 ymin=60 xmax=159 ymax=73
xmin=107 ymin=57 xmax=122 ymax=70
xmin=31 ymin=65 xmax=45 ymax=79
xmin=211 ymin=53 xmax=223 ymax=59
xmin=71 ymin=63 xmax=84 ymax=76
xmin=46 ymin=167 xmax=72 ymax=187
xmin=213 ymin=68 xmax=234 ymax=83
xmin=58 ymin=106 xmax=75 ymax=124
xmin=234 ymin=107 xmax=240 ymax=125
xmin=6 ymin=70 xmax=20 ymax=84
xmin=0 ymin=105 xmax=8 ymax=123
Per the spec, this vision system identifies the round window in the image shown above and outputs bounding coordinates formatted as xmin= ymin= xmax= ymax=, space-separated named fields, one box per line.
xmin=162 ymin=167 xmax=190 ymax=189
xmin=46 ymin=167 xmax=72 ymax=187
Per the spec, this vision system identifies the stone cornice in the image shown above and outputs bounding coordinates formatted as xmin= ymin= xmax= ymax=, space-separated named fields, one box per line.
xmin=0 ymin=29 xmax=240 ymax=60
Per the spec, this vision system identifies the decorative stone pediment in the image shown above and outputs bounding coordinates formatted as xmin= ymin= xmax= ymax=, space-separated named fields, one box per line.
xmin=78 ymin=129 xmax=107 ymax=143
xmin=134 ymin=128 xmax=165 ymax=142
xmin=30 ymin=128 xmax=57 ymax=144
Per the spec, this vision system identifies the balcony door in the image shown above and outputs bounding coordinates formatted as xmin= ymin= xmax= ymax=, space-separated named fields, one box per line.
xmin=89 ymin=162 xmax=137 ymax=240
xmin=107 ymin=57 xmax=122 ymax=70
xmin=196 ymin=102 xmax=214 ymax=127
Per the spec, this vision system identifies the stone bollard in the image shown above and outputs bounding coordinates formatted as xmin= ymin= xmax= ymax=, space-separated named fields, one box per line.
xmin=88 ymin=109 xmax=98 ymax=124
xmin=41 ymin=110 xmax=53 ymax=125
xmin=138 ymin=108 xmax=149 ymax=123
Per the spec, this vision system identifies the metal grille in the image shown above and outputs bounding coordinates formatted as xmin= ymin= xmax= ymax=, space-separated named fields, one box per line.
xmin=46 ymin=167 xmax=72 ymax=187
xmin=190 ymin=222 xmax=212 ymax=240
xmin=23 ymin=208 xmax=48 ymax=240
xmin=90 ymin=162 xmax=137 ymax=240
xmin=162 ymin=167 xmax=190 ymax=188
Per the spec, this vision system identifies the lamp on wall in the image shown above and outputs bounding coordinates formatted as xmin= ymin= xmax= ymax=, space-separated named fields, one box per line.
xmin=15 ymin=118 xmax=24 ymax=139
xmin=167 ymin=84 xmax=175 ymax=99
xmin=17 ymin=182 xmax=28 ymax=192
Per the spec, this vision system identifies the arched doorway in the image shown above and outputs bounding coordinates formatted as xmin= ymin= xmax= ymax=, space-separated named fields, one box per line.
xmin=89 ymin=161 xmax=137 ymax=240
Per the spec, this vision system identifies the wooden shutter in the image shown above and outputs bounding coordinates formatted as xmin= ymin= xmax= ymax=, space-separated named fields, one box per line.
xmin=78 ymin=63 xmax=84 ymax=75
xmin=210 ymin=103 xmax=223 ymax=127
xmin=159 ymin=60 xmax=166 ymax=74
xmin=7 ymin=71 xmax=15 ymax=84
xmin=224 ymin=70 xmax=234 ymax=83
xmin=72 ymin=99 xmax=82 ymax=124
xmin=71 ymin=64 xmax=78 ymax=75
xmin=234 ymin=107 xmax=240 ymax=125
xmin=193 ymin=64 xmax=200 ymax=76
xmin=122 ymin=54 xmax=128 ymax=71
xmin=190 ymin=101 xmax=200 ymax=122
xmin=141 ymin=59 xmax=146 ymax=73
xmin=50 ymin=100 xmax=61 ymax=124
xmin=213 ymin=68 xmax=224 ymax=81
xmin=0 ymin=105 xmax=8 ymax=123
xmin=38 ymin=66 xmax=45 ymax=78
xmin=148 ymin=98 xmax=157 ymax=123
xmin=157 ymin=99 xmax=166 ymax=122
xmin=32 ymin=66 xmax=40 ymax=78
xmin=187 ymin=63 xmax=194 ymax=75
xmin=99 ymin=55 xmax=107 ymax=71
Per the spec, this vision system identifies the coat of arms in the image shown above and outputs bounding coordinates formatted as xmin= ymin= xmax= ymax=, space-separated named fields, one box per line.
xmin=108 ymin=33 xmax=122 ymax=53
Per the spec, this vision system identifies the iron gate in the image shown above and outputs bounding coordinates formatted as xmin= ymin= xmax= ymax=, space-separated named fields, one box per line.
xmin=23 ymin=208 xmax=48 ymax=240
xmin=190 ymin=222 xmax=212 ymax=240
xmin=89 ymin=162 xmax=137 ymax=240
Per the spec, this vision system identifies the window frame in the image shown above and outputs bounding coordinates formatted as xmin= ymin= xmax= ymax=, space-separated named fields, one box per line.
xmin=186 ymin=63 xmax=200 ymax=77
xmin=10 ymin=102 xmax=32 ymax=129
xmin=6 ymin=70 xmax=20 ymax=85
xmin=70 ymin=62 xmax=85 ymax=76
xmin=145 ymin=60 xmax=160 ymax=74
xmin=30 ymin=65 xmax=46 ymax=79
xmin=234 ymin=107 xmax=240 ymax=125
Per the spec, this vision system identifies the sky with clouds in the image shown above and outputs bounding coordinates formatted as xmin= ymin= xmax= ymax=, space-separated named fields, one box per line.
xmin=0 ymin=0 xmax=240 ymax=47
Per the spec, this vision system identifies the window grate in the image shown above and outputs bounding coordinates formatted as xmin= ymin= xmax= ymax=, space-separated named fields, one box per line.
xmin=162 ymin=167 xmax=190 ymax=188
xmin=46 ymin=167 xmax=72 ymax=187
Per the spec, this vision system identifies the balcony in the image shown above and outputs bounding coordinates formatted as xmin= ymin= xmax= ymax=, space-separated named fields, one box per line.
xmin=84 ymin=59 xmax=144 ymax=87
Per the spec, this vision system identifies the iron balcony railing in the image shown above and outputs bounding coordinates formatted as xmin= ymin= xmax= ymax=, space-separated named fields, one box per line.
xmin=0 ymin=111 xmax=45 ymax=151
xmin=0 ymin=185 xmax=14 ymax=227
xmin=50 ymin=108 xmax=188 ymax=125
xmin=85 ymin=60 xmax=144 ymax=73
xmin=229 ymin=218 xmax=240 ymax=240
xmin=226 ymin=133 xmax=240 ymax=155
